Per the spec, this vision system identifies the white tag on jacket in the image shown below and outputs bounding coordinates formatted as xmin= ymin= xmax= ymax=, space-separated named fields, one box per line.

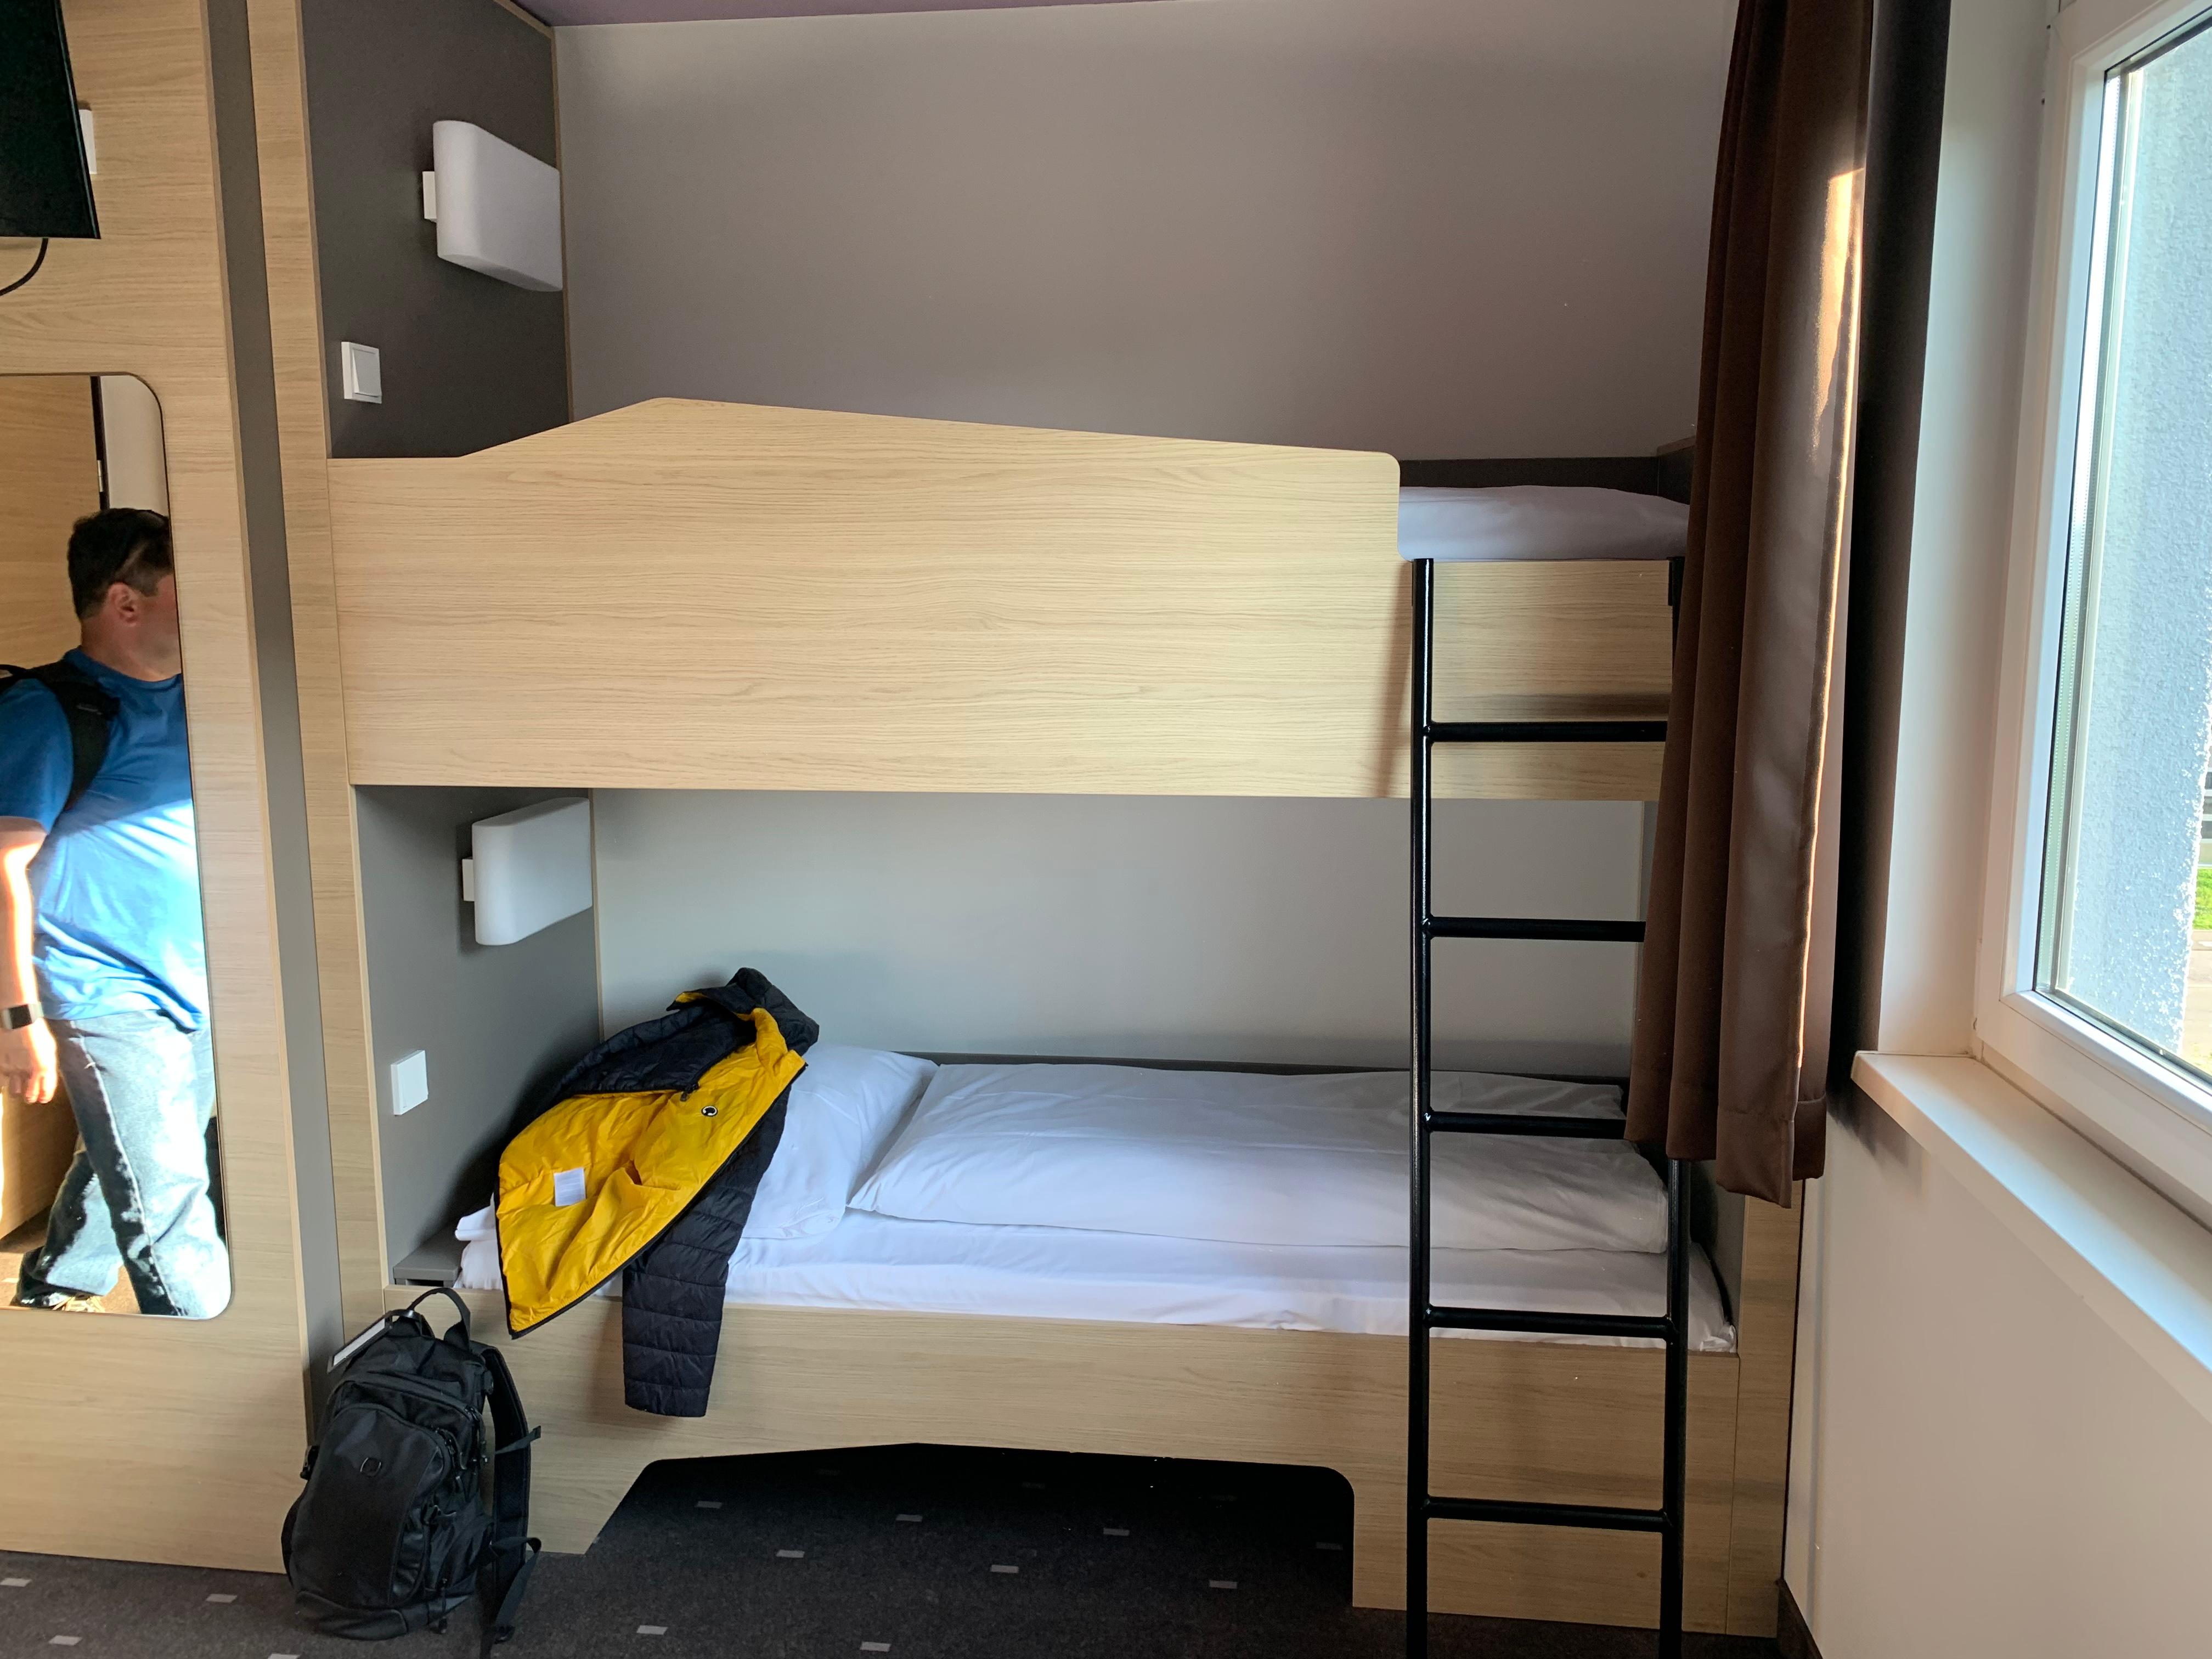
xmin=553 ymin=1167 xmax=586 ymax=1207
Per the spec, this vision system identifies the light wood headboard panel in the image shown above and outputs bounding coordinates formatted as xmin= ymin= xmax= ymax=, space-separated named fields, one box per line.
xmin=324 ymin=400 xmax=1670 ymax=799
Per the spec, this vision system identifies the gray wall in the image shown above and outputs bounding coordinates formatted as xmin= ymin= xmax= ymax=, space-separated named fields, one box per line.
xmin=595 ymin=792 xmax=1647 ymax=1076
xmin=555 ymin=0 xmax=1731 ymax=456
xmin=302 ymin=0 xmax=567 ymax=458
xmin=556 ymin=0 xmax=1723 ymax=1072
xmin=357 ymin=787 xmax=600 ymax=1262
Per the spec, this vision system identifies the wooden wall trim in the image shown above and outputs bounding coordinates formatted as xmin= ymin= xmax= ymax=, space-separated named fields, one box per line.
xmin=0 ymin=0 xmax=313 ymax=1570
xmin=1722 ymin=1187 xmax=1806 ymax=1635
xmin=242 ymin=0 xmax=392 ymax=1333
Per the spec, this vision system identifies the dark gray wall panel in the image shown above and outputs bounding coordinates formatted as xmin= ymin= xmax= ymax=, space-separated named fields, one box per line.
xmin=356 ymin=786 xmax=600 ymax=1264
xmin=302 ymin=0 xmax=567 ymax=457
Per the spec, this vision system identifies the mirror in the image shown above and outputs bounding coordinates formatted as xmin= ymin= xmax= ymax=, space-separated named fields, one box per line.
xmin=0 ymin=374 xmax=228 ymax=1318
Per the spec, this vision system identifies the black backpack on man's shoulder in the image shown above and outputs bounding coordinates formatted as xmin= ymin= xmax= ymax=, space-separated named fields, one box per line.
xmin=284 ymin=1288 xmax=541 ymax=1653
xmin=0 ymin=661 xmax=117 ymax=814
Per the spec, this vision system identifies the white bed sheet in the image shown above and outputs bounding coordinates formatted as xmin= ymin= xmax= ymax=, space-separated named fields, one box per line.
xmin=1398 ymin=485 xmax=1689 ymax=562
xmin=458 ymin=1208 xmax=1733 ymax=1353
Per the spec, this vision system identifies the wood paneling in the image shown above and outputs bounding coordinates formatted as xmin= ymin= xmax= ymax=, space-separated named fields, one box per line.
xmin=0 ymin=376 xmax=100 ymax=663
xmin=323 ymin=399 xmax=1671 ymax=800
xmin=394 ymin=1285 xmax=1741 ymax=1632
xmin=1722 ymin=1187 xmax=1805 ymax=1635
xmin=0 ymin=0 xmax=315 ymax=1570
xmin=0 ymin=360 xmax=92 ymax=1230
xmin=0 ymin=1089 xmax=77 ymax=1239
xmin=243 ymin=0 xmax=392 ymax=1336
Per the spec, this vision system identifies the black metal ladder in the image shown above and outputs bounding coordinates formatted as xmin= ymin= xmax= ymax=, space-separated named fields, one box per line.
xmin=1406 ymin=557 xmax=1690 ymax=1659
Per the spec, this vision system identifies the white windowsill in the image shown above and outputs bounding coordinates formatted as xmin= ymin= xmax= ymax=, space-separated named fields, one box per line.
xmin=1852 ymin=1052 xmax=2212 ymax=1426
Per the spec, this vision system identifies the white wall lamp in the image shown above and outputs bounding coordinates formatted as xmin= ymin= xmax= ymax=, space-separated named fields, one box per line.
xmin=461 ymin=797 xmax=592 ymax=946
xmin=421 ymin=120 xmax=563 ymax=292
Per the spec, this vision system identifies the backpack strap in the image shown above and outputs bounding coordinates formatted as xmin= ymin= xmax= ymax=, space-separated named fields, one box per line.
xmin=0 ymin=663 xmax=119 ymax=815
xmin=475 ymin=1342 xmax=540 ymax=1656
xmin=406 ymin=1283 xmax=472 ymax=1342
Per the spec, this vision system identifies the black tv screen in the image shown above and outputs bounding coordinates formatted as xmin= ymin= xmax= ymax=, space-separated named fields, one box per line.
xmin=0 ymin=0 xmax=99 ymax=240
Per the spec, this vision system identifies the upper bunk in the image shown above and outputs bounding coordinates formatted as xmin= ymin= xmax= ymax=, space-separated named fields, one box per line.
xmin=322 ymin=399 xmax=1675 ymax=799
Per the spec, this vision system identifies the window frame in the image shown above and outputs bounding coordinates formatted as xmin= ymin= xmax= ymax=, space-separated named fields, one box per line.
xmin=1978 ymin=0 xmax=2212 ymax=1215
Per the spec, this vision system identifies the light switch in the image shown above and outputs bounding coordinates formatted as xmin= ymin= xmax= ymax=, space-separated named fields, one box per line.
xmin=340 ymin=340 xmax=382 ymax=404
xmin=391 ymin=1049 xmax=429 ymax=1116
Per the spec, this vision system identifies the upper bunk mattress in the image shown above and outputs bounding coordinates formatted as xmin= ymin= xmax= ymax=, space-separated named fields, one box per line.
xmin=1399 ymin=485 xmax=1689 ymax=562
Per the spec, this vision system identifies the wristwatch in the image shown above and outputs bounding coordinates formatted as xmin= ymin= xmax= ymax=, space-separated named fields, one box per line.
xmin=1 ymin=1004 xmax=40 ymax=1030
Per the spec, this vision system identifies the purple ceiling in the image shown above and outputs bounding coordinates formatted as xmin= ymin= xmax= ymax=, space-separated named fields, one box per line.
xmin=527 ymin=0 xmax=1166 ymax=22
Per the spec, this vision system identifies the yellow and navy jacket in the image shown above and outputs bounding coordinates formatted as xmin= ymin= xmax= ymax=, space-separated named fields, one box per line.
xmin=497 ymin=969 xmax=815 ymax=1416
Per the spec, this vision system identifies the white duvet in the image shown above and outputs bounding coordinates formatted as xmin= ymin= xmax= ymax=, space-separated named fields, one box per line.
xmin=849 ymin=1064 xmax=1664 ymax=1254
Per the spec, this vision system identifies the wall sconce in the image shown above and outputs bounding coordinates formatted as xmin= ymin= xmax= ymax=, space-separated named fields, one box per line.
xmin=421 ymin=120 xmax=563 ymax=293
xmin=461 ymin=797 xmax=591 ymax=946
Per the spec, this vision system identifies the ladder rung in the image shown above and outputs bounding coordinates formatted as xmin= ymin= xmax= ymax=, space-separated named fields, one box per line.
xmin=1424 ymin=1109 xmax=1627 ymax=1139
xmin=1428 ymin=916 xmax=1645 ymax=943
xmin=1427 ymin=720 xmax=1667 ymax=746
xmin=1424 ymin=1305 xmax=1669 ymax=1340
xmin=1423 ymin=1496 xmax=1668 ymax=1533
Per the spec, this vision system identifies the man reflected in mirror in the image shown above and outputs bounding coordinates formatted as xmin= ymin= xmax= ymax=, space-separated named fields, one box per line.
xmin=0 ymin=509 xmax=227 ymax=1316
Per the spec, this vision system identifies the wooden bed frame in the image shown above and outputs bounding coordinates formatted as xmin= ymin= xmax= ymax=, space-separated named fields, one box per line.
xmin=393 ymin=1188 xmax=1797 ymax=1634
xmin=319 ymin=399 xmax=1672 ymax=803
xmin=232 ymin=23 xmax=1789 ymax=1607
xmin=279 ymin=397 xmax=1793 ymax=1635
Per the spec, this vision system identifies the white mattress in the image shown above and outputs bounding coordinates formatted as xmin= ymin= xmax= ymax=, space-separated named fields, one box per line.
xmin=459 ymin=1209 xmax=1733 ymax=1353
xmin=1398 ymin=484 xmax=1689 ymax=562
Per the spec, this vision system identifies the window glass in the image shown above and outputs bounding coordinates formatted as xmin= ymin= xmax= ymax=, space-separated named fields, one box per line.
xmin=2037 ymin=11 xmax=2212 ymax=1078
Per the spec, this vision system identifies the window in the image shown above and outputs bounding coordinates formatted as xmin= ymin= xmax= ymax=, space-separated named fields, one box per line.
xmin=1979 ymin=0 xmax=2212 ymax=1207
xmin=2035 ymin=9 xmax=2212 ymax=1086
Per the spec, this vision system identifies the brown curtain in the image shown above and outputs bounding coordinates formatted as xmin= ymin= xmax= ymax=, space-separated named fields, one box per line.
xmin=1627 ymin=0 xmax=1874 ymax=1205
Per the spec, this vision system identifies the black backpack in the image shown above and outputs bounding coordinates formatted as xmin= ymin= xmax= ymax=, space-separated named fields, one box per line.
xmin=0 ymin=661 xmax=117 ymax=814
xmin=284 ymin=1289 xmax=541 ymax=1653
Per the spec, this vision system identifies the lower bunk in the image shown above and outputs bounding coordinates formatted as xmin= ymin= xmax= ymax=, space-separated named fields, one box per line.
xmin=402 ymin=1052 xmax=1772 ymax=1632
xmin=392 ymin=1286 xmax=1746 ymax=1630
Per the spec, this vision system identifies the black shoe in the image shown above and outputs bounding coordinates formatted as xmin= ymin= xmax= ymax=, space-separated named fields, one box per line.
xmin=12 ymin=1285 xmax=105 ymax=1312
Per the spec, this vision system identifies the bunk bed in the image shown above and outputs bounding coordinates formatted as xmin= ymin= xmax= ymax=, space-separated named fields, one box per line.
xmin=315 ymin=399 xmax=1796 ymax=1635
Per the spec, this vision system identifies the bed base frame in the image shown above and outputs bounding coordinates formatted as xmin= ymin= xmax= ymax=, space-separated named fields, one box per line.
xmin=396 ymin=1286 xmax=1749 ymax=1629
xmin=316 ymin=433 xmax=1792 ymax=1636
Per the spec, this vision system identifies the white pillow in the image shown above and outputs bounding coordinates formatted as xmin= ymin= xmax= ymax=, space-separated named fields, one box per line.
xmin=454 ymin=1203 xmax=500 ymax=1291
xmin=849 ymin=1063 xmax=1664 ymax=1254
xmin=1397 ymin=486 xmax=1689 ymax=563
xmin=741 ymin=1045 xmax=937 ymax=1241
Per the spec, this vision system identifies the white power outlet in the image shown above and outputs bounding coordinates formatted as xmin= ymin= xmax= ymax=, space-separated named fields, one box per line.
xmin=391 ymin=1049 xmax=430 ymax=1116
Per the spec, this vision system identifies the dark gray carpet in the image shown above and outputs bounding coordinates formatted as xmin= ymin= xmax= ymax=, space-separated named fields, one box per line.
xmin=0 ymin=1444 xmax=1778 ymax=1659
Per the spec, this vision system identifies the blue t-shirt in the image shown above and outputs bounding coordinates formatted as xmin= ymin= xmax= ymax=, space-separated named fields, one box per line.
xmin=0 ymin=650 xmax=206 ymax=1031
